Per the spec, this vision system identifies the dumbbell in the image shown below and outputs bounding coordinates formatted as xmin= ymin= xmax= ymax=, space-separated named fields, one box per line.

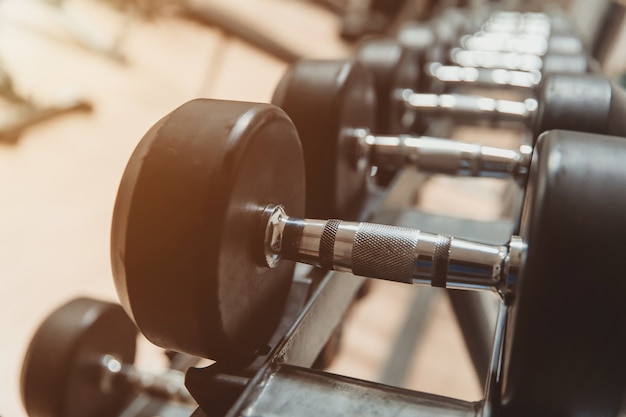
xmin=110 ymin=99 xmax=626 ymax=415
xmin=398 ymin=18 xmax=589 ymax=92
xmin=21 ymin=297 xmax=194 ymax=417
xmin=451 ymin=12 xmax=584 ymax=64
xmin=356 ymin=40 xmax=621 ymax=133
xmin=457 ymin=26 xmax=583 ymax=57
xmin=453 ymin=9 xmax=582 ymax=54
xmin=418 ymin=8 xmax=562 ymax=61
xmin=271 ymin=59 xmax=626 ymax=218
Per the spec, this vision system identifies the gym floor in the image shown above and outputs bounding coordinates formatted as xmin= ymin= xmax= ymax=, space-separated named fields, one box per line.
xmin=0 ymin=1 xmax=520 ymax=415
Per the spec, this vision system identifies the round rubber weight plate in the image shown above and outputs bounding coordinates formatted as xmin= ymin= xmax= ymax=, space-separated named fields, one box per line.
xmin=21 ymin=298 xmax=137 ymax=417
xmin=111 ymin=99 xmax=305 ymax=361
xmin=533 ymin=73 xmax=613 ymax=142
xmin=272 ymin=60 xmax=374 ymax=220
xmin=504 ymin=130 xmax=626 ymax=415
xmin=356 ymin=38 xmax=420 ymax=134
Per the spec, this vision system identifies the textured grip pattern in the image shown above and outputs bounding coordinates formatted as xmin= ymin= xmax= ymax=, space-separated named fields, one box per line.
xmin=431 ymin=235 xmax=452 ymax=288
xmin=320 ymin=220 xmax=340 ymax=270
xmin=352 ymin=223 xmax=419 ymax=283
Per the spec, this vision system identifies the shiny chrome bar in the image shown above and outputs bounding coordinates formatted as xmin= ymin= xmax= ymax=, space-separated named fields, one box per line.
xmin=99 ymin=354 xmax=194 ymax=404
xmin=401 ymin=89 xmax=538 ymax=123
xmin=451 ymin=48 xmax=545 ymax=72
xmin=481 ymin=20 xmax=550 ymax=38
xmin=460 ymin=33 xmax=583 ymax=57
xmin=263 ymin=205 xmax=520 ymax=297
xmin=461 ymin=33 xmax=549 ymax=56
xmin=427 ymin=63 xmax=542 ymax=89
xmin=361 ymin=133 xmax=531 ymax=181
xmin=482 ymin=12 xmax=551 ymax=38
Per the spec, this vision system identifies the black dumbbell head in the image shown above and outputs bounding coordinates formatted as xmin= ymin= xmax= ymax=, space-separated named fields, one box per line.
xmin=21 ymin=298 xmax=137 ymax=417
xmin=506 ymin=130 xmax=626 ymax=415
xmin=534 ymin=73 xmax=626 ymax=140
xmin=356 ymin=37 xmax=421 ymax=134
xmin=111 ymin=99 xmax=305 ymax=361
xmin=272 ymin=60 xmax=375 ymax=219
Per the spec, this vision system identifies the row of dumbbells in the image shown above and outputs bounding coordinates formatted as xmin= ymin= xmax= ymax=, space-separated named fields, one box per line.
xmin=105 ymin=2 xmax=626 ymax=411
xmin=106 ymin=94 xmax=626 ymax=416
xmin=347 ymin=5 xmax=613 ymax=199
xmin=363 ymin=7 xmax=598 ymax=133
xmin=109 ymin=41 xmax=626 ymax=354
xmin=397 ymin=7 xmax=591 ymax=91
xmin=284 ymin=52 xmax=623 ymax=222
xmin=20 ymin=6 xmax=626 ymax=417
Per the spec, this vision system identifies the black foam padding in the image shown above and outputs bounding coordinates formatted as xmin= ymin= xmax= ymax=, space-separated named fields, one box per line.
xmin=502 ymin=130 xmax=626 ymax=416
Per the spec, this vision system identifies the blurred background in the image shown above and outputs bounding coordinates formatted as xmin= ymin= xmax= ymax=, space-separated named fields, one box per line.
xmin=1 ymin=1 xmax=625 ymax=416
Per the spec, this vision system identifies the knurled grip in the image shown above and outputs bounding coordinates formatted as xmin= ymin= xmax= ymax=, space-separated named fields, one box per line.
xmin=320 ymin=219 xmax=340 ymax=270
xmin=431 ymin=235 xmax=452 ymax=288
xmin=351 ymin=223 xmax=419 ymax=284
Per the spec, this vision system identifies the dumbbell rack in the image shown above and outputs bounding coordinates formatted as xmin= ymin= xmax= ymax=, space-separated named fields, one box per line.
xmin=15 ymin=1 xmax=626 ymax=416
xmin=111 ymin=5 xmax=626 ymax=416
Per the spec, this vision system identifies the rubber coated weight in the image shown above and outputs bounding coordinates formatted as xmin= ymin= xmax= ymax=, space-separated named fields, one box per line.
xmin=356 ymin=37 xmax=420 ymax=133
xmin=21 ymin=298 xmax=137 ymax=417
xmin=399 ymin=7 xmax=487 ymax=58
xmin=533 ymin=73 xmax=626 ymax=140
xmin=272 ymin=60 xmax=374 ymax=219
xmin=503 ymin=130 xmax=626 ymax=416
xmin=111 ymin=100 xmax=305 ymax=361
xmin=396 ymin=22 xmax=438 ymax=92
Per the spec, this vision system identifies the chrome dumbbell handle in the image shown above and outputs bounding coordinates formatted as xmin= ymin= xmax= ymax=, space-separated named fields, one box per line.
xmin=349 ymin=128 xmax=532 ymax=181
xmin=460 ymin=32 xmax=550 ymax=55
xmin=482 ymin=11 xmax=552 ymax=38
xmin=263 ymin=206 xmax=525 ymax=298
xmin=426 ymin=63 xmax=543 ymax=89
xmin=460 ymin=32 xmax=583 ymax=57
xmin=447 ymin=11 xmax=559 ymax=67
xmin=399 ymin=89 xmax=538 ymax=124
xmin=451 ymin=48 xmax=545 ymax=72
xmin=99 ymin=354 xmax=195 ymax=404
